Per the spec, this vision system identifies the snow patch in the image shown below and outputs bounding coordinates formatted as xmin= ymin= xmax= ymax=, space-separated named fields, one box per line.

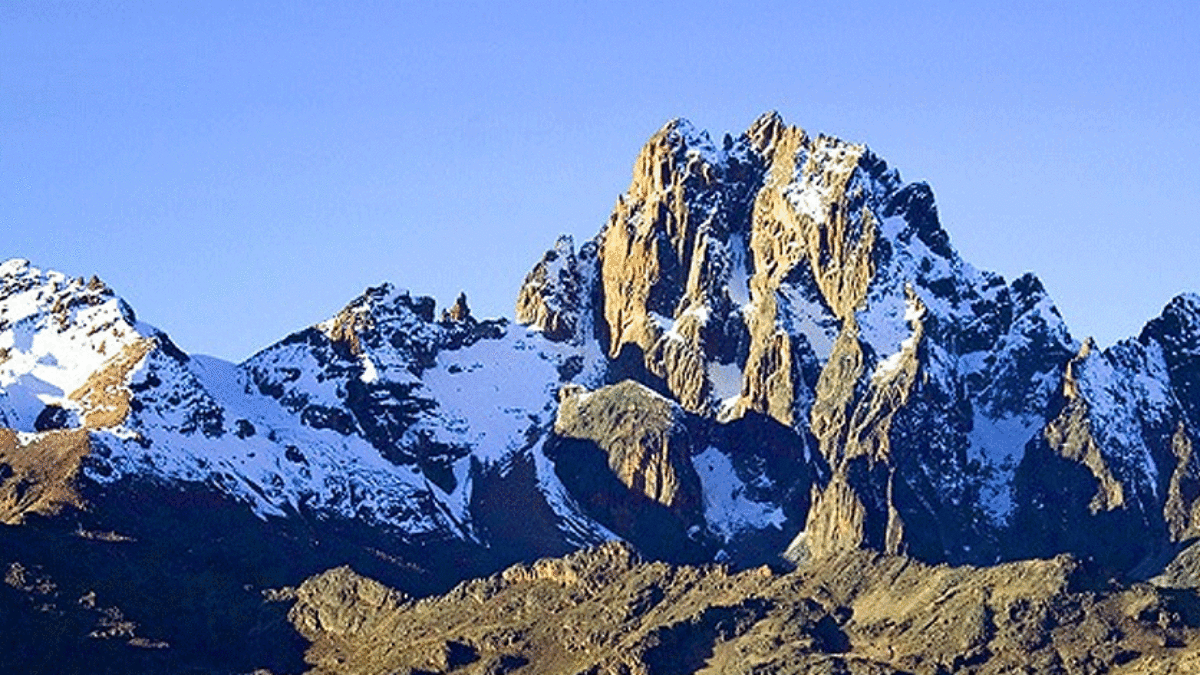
xmin=967 ymin=413 xmax=1040 ymax=523
xmin=871 ymin=292 xmax=925 ymax=380
xmin=707 ymin=361 xmax=743 ymax=405
xmin=725 ymin=233 xmax=752 ymax=307
xmin=410 ymin=329 xmax=561 ymax=466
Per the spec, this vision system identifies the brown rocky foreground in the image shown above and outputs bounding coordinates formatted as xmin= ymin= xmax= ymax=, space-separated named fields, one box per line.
xmin=286 ymin=541 xmax=1200 ymax=675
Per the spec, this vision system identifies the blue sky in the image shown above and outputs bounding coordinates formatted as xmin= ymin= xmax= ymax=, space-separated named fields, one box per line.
xmin=3 ymin=1 xmax=1198 ymax=360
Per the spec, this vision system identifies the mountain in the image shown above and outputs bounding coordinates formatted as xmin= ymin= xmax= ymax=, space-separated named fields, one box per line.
xmin=2 ymin=113 xmax=1199 ymax=672
xmin=517 ymin=112 xmax=1200 ymax=574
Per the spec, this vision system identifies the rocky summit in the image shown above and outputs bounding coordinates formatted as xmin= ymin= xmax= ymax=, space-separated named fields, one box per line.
xmin=2 ymin=113 xmax=1199 ymax=673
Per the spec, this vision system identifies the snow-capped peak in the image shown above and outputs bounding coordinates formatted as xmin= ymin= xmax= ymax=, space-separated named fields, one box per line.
xmin=0 ymin=259 xmax=157 ymax=431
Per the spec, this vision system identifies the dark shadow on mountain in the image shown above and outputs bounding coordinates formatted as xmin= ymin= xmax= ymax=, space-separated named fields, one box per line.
xmin=1011 ymin=440 xmax=1169 ymax=581
xmin=469 ymin=450 xmax=581 ymax=563
xmin=0 ymin=476 xmax=508 ymax=675
xmin=705 ymin=411 xmax=823 ymax=567
xmin=605 ymin=342 xmax=672 ymax=398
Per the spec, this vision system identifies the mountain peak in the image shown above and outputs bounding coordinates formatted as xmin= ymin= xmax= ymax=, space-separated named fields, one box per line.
xmin=1165 ymin=292 xmax=1200 ymax=322
xmin=1140 ymin=292 xmax=1200 ymax=348
xmin=0 ymin=257 xmax=32 ymax=276
xmin=744 ymin=110 xmax=790 ymax=153
xmin=514 ymin=114 xmax=1198 ymax=569
xmin=0 ymin=260 xmax=161 ymax=431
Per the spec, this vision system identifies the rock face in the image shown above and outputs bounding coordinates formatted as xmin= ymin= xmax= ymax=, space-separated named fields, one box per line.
xmin=516 ymin=235 xmax=597 ymax=345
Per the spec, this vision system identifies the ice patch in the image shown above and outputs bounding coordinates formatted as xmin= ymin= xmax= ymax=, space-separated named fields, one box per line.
xmin=870 ymin=291 xmax=925 ymax=381
xmin=776 ymin=285 xmax=838 ymax=361
xmin=360 ymin=355 xmax=379 ymax=383
xmin=858 ymin=291 xmax=911 ymax=359
xmin=725 ymin=233 xmax=752 ymax=307
xmin=692 ymin=446 xmax=786 ymax=540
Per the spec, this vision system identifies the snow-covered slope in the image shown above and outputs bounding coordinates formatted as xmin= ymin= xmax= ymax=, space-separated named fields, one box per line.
xmin=0 ymin=262 xmax=612 ymax=555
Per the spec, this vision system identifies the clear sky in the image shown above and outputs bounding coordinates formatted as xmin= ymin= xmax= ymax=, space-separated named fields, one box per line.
xmin=3 ymin=1 xmax=1198 ymax=360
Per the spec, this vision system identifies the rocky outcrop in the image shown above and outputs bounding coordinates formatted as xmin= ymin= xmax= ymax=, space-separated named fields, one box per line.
xmin=71 ymin=339 xmax=157 ymax=430
xmin=515 ymin=235 xmax=596 ymax=344
xmin=1042 ymin=341 xmax=1128 ymax=514
xmin=546 ymin=381 xmax=706 ymax=562
xmin=1142 ymin=294 xmax=1200 ymax=431
xmin=553 ymin=381 xmax=699 ymax=513
xmin=548 ymin=378 xmax=821 ymax=565
xmin=1166 ymin=423 xmax=1200 ymax=542
xmin=243 ymin=283 xmax=514 ymax=490
xmin=441 ymin=292 xmax=473 ymax=324
xmin=0 ymin=428 xmax=90 ymax=523
xmin=289 ymin=565 xmax=409 ymax=641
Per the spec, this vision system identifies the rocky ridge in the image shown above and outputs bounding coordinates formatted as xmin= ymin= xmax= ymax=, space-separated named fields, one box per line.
xmin=287 ymin=541 xmax=1200 ymax=675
